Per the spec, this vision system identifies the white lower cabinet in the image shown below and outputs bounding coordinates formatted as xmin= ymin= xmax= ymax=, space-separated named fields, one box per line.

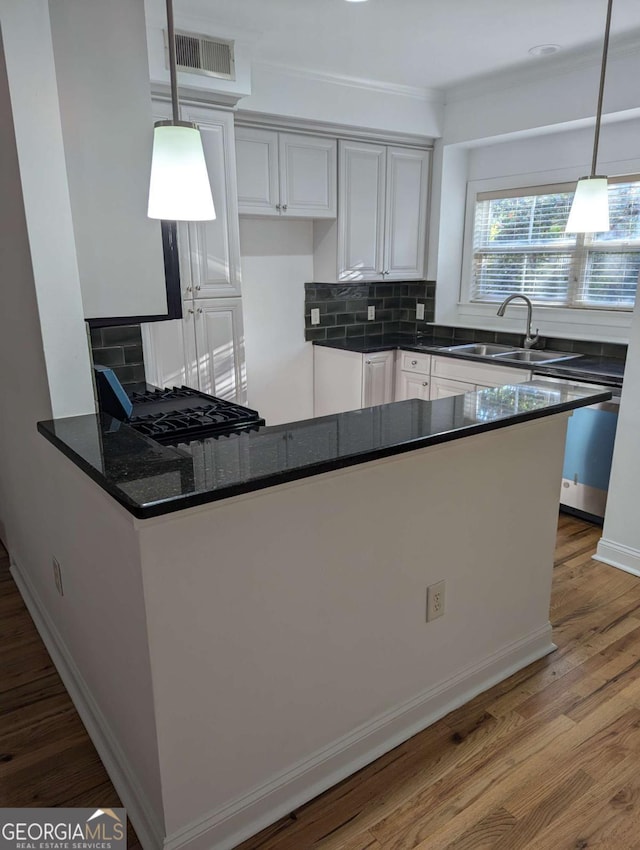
xmin=395 ymin=351 xmax=431 ymax=401
xmin=429 ymin=376 xmax=476 ymax=399
xmin=398 ymin=372 xmax=431 ymax=400
xmin=314 ymin=346 xmax=394 ymax=416
xmin=141 ymin=298 xmax=246 ymax=404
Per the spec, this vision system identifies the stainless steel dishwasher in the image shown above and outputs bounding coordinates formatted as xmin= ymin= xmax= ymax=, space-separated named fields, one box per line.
xmin=535 ymin=374 xmax=621 ymax=523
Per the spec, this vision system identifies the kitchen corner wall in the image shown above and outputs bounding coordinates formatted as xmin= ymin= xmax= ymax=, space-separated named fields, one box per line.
xmin=304 ymin=280 xmax=436 ymax=342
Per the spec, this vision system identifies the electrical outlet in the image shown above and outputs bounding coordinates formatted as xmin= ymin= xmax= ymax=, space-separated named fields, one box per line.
xmin=52 ymin=557 xmax=64 ymax=597
xmin=367 ymin=305 xmax=375 ymax=320
xmin=426 ymin=580 xmax=445 ymax=621
xmin=416 ymin=302 xmax=425 ymax=320
xmin=311 ymin=308 xmax=320 ymax=326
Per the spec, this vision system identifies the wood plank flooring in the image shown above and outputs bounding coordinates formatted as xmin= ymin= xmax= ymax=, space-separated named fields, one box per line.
xmin=3 ymin=515 xmax=640 ymax=849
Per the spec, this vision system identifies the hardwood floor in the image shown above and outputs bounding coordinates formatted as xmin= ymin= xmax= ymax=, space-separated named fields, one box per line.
xmin=3 ymin=515 xmax=640 ymax=849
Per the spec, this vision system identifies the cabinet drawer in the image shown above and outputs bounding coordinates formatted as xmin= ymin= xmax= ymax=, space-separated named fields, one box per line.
xmin=431 ymin=355 xmax=528 ymax=386
xmin=399 ymin=351 xmax=431 ymax=375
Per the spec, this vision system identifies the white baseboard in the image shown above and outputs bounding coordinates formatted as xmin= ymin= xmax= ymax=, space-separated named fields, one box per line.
xmin=164 ymin=624 xmax=555 ymax=850
xmin=10 ymin=559 xmax=164 ymax=850
xmin=595 ymin=538 xmax=640 ymax=577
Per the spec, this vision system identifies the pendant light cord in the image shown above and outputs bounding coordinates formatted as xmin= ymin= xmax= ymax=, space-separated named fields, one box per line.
xmin=166 ymin=0 xmax=180 ymax=124
xmin=591 ymin=0 xmax=614 ymax=177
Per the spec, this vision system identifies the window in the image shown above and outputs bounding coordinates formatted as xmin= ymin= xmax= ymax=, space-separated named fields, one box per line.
xmin=470 ymin=177 xmax=640 ymax=310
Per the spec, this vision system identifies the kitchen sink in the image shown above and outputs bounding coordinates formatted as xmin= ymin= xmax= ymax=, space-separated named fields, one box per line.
xmin=493 ymin=350 xmax=582 ymax=364
xmin=440 ymin=343 xmax=520 ymax=356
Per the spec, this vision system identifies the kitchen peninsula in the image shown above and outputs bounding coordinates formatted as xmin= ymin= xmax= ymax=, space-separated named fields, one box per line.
xmin=31 ymin=381 xmax=609 ymax=850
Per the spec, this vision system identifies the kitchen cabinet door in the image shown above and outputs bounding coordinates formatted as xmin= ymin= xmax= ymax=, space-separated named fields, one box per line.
xmin=183 ymin=110 xmax=242 ymax=298
xmin=279 ymin=133 xmax=337 ymax=218
xmin=194 ymin=298 xmax=246 ymax=403
xmin=235 ymin=127 xmax=280 ymax=216
xmin=337 ymin=141 xmax=386 ymax=280
xmin=384 ymin=147 xmax=429 ymax=280
xmin=430 ymin=377 xmax=476 ymax=400
xmin=363 ymin=351 xmax=395 ymax=407
xmin=236 ymin=128 xmax=336 ymax=218
xmin=396 ymin=371 xmax=430 ymax=401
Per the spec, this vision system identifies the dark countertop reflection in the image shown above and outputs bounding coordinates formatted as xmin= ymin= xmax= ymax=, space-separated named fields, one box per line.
xmin=38 ymin=380 xmax=611 ymax=520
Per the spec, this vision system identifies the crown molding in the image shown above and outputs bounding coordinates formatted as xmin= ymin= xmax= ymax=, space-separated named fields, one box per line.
xmin=445 ymin=28 xmax=640 ymax=104
xmin=252 ymin=60 xmax=444 ymax=104
xmin=234 ymin=110 xmax=435 ymax=148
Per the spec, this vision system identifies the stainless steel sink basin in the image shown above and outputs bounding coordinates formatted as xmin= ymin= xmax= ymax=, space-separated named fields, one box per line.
xmin=440 ymin=343 xmax=519 ymax=356
xmin=493 ymin=350 xmax=581 ymax=364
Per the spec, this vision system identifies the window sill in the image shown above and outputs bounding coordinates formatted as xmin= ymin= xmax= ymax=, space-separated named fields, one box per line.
xmin=437 ymin=302 xmax=632 ymax=344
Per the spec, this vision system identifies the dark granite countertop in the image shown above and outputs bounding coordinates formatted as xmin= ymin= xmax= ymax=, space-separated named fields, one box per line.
xmin=38 ymin=380 xmax=611 ymax=520
xmin=314 ymin=335 xmax=625 ymax=387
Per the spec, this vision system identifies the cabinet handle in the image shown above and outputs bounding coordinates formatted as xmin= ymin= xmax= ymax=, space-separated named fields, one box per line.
xmin=186 ymin=285 xmax=193 ymax=293
xmin=411 ymin=360 xmax=418 ymax=365
xmin=187 ymin=308 xmax=194 ymax=315
xmin=195 ymin=285 xmax=201 ymax=291
xmin=282 ymin=204 xmax=288 ymax=211
xmin=276 ymin=203 xmax=282 ymax=210
xmin=423 ymin=382 xmax=428 ymax=386
xmin=366 ymin=360 xmax=372 ymax=365
xmin=197 ymin=307 xmax=203 ymax=314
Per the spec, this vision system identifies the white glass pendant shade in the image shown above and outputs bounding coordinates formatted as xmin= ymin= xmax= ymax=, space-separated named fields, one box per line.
xmin=148 ymin=123 xmax=216 ymax=221
xmin=566 ymin=177 xmax=610 ymax=233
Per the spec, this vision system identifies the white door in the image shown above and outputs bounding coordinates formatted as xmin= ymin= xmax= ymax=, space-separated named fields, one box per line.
xmin=235 ymin=127 xmax=279 ymax=216
xmin=279 ymin=133 xmax=337 ymax=218
xmin=194 ymin=298 xmax=246 ymax=402
xmin=362 ymin=352 xmax=394 ymax=407
xmin=430 ymin=377 xmax=475 ymax=400
xmin=338 ymin=141 xmax=386 ymax=280
xmin=383 ymin=147 xmax=429 ymax=280
xmin=397 ymin=372 xmax=430 ymax=401
xmin=186 ymin=113 xmax=242 ymax=298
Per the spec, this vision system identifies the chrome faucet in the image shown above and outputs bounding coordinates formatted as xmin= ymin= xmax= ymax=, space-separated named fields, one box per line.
xmin=496 ymin=294 xmax=540 ymax=349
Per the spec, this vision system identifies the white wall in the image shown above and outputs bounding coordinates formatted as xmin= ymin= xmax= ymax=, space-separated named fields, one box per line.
xmin=240 ymin=219 xmax=314 ymax=425
xmin=443 ymin=44 xmax=640 ymax=145
xmin=0 ymin=0 xmax=93 ymax=419
xmin=137 ymin=414 xmax=565 ymax=848
xmin=597 ymin=298 xmax=640 ymax=573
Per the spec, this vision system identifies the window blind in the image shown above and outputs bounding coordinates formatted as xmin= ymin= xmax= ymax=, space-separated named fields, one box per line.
xmin=470 ymin=177 xmax=640 ymax=310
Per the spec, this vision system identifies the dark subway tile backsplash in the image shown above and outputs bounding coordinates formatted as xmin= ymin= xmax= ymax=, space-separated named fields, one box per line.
xmin=304 ymin=280 xmax=435 ymax=342
xmin=90 ymin=323 xmax=146 ymax=388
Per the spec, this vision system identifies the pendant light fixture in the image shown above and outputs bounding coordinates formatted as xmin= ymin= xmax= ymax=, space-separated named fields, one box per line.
xmin=565 ymin=0 xmax=613 ymax=233
xmin=147 ymin=0 xmax=216 ymax=221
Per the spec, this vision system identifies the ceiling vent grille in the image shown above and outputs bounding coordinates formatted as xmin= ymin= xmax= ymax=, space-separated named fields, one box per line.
xmin=166 ymin=31 xmax=235 ymax=80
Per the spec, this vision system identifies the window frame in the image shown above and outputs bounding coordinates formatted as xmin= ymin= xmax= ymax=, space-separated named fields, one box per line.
xmin=457 ymin=171 xmax=640 ymax=342
xmin=469 ymin=176 xmax=640 ymax=311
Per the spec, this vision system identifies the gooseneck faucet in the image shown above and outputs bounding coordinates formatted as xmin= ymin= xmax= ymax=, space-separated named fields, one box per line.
xmin=496 ymin=294 xmax=540 ymax=349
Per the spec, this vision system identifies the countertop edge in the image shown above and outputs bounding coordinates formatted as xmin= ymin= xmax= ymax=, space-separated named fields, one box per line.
xmin=38 ymin=389 xmax=612 ymax=520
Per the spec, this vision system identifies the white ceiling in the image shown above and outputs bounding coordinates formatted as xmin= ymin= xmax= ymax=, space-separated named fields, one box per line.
xmin=167 ymin=0 xmax=640 ymax=91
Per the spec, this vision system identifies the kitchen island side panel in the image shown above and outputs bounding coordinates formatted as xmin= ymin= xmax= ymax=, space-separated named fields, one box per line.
xmin=137 ymin=414 xmax=568 ymax=849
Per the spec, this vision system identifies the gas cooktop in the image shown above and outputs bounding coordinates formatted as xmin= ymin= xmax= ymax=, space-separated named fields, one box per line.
xmin=93 ymin=367 xmax=264 ymax=446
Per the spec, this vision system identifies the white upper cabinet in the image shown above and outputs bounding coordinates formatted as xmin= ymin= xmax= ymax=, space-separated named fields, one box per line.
xmin=384 ymin=147 xmax=430 ymax=279
xmin=236 ymin=127 xmax=337 ymax=218
xmin=154 ymin=103 xmax=242 ymax=300
xmin=336 ymin=140 xmax=430 ymax=281
xmin=338 ymin=142 xmax=386 ymax=280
